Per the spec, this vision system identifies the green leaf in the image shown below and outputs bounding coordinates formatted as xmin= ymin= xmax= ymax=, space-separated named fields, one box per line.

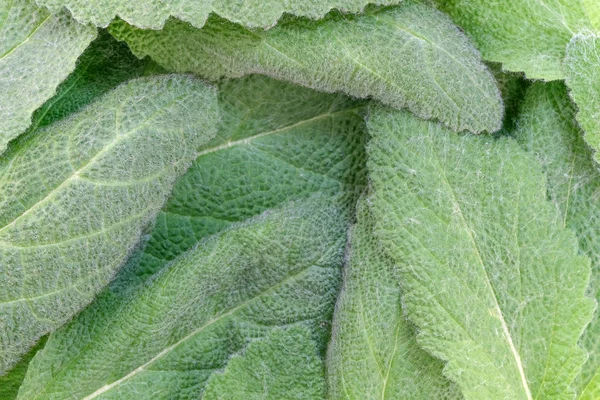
xmin=485 ymin=63 xmax=529 ymax=132
xmin=27 ymin=30 xmax=162 ymax=133
xmin=435 ymin=0 xmax=596 ymax=80
xmin=127 ymin=75 xmax=366 ymax=282
xmin=0 ymin=0 xmax=97 ymax=155
xmin=203 ymin=326 xmax=325 ymax=400
xmin=19 ymin=197 xmax=348 ymax=400
xmin=0 ymin=75 xmax=219 ymax=374
xmin=583 ymin=0 xmax=600 ymax=30
xmin=327 ymin=198 xmax=461 ymax=399
xmin=514 ymin=82 xmax=600 ymax=400
xmin=0 ymin=337 xmax=47 ymax=400
xmin=564 ymin=34 xmax=600 ymax=165
xmin=17 ymin=75 xmax=365 ymax=399
xmin=36 ymin=0 xmax=402 ymax=29
xmin=367 ymin=106 xmax=595 ymax=399
xmin=109 ymin=1 xmax=503 ymax=134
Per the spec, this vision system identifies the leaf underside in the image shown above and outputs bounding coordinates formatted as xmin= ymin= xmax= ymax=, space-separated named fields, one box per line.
xmin=327 ymin=198 xmax=461 ymax=399
xmin=514 ymin=82 xmax=600 ymax=400
xmin=109 ymin=0 xmax=503 ymax=134
xmin=0 ymin=75 xmax=219 ymax=374
xmin=36 ymin=0 xmax=403 ymax=29
xmin=0 ymin=0 xmax=97 ymax=155
xmin=565 ymin=34 xmax=600 ymax=165
xmin=367 ymin=106 xmax=595 ymax=399
xmin=435 ymin=0 xmax=597 ymax=80
xmin=17 ymin=75 xmax=365 ymax=399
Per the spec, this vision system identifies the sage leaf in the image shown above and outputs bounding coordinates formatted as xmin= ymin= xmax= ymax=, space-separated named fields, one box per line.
xmin=565 ymin=34 xmax=600 ymax=164
xmin=435 ymin=0 xmax=598 ymax=80
xmin=327 ymin=198 xmax=461 ymax=399
xmin=36 ymin=0 xmax=402 ymax=29
xmin=0 ymin=75 xmax=219 ymax=374
xmin=367 ymin=106 xmax=595 ymax=399
xmin=109 ymin=1 xmax=503 ymax=134
xmin=0 ymin=0 xmax=97 ymax=154
xmin=17 ymin=75 xmax=365 ymax=399
xmin=515 ymin=82 xmax=600 ymax=400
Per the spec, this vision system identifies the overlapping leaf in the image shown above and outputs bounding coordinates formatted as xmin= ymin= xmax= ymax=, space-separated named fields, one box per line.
xmin=435 ymin=0 xmax=598 ymax=80
xmin=36 ymin=0 xmax=402 ymax=29
xmin=202 ymin=323 xmax=326 ymax=399
xmin=0 ymin=0 xmax=97 ymax=155
xmin=327 ymin=199 xmax=461 ymax=399
xmin=515 ymin=82 xmax=600 ymax=400
xmin=0 ymin=34 xmax=157 ymax=391
xmin=17 ymin=75 xmax=365 ymax=399
xmin=109 ymin=1 xmax=503 ymax=134
xmin=564 ymin=34 xmax=600 ymax=164
xmin=26 ymin=30 xmax=162 ymax=134
xmin=0 ymin=75 xmax=219 ymax=374
xmin=0 ymin=337 xmax=46 ymax=400
xmin=367 ymin=107 xmax=595 ymax=399
xmin=19 ymin=197 xmax=347 ymax=400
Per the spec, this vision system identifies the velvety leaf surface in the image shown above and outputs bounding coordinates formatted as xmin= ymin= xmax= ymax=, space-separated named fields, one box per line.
xmin=564 ymin=34 xmax=600 ymax=164
xmin=514 ymin=82 xmax=600 ymax=400
xmin=36 ymin=0 xmax=401 ymax=29
xmin=27 ymin=30 xmax=162 ymax=134
xmin=0 ymin=30 xmax=156 ymax=388
xmin=109 ymin=1 xmax=503 ymax=134
xmin=367 ymin=107 xmax=595 ymax=399
xmin=17 ymin=75 xmax=365 ymax=399
xmin=203 ymin=326 xmax=325 ymax=400
xmin=19 ymin=197 xmax=348 ymax=400
xmin=0 ymin=0 xmax=97 ymax=155
xmin=0 ymin=75 xmax=219 ymax=374
xmin=435 ymin=0 xmax=597 ymax=80
xmin=327 ymin=198 xmax=461 ymax=399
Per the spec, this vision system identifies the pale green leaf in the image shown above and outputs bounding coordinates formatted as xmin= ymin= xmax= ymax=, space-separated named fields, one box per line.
xmin=0 ymin=0 xmax=97 ymax=154
xmin=109 ymin=1 xmax=503 ymax=134
xmin=17 ymin=75 xmax=365 ymax=399
xmin=0 ymin=31 xmax=156 ymax=391
xmin=514 ymin=82 xmax=600 ymax=400
xmin=327 ymin=198 xmax=461 ymax=399
xmin=26 ymin=30 xmax=162 ymax=134
xmin=565 ymin=34 xmax=600 ymax=165
xmin=0 ymin=75 xmax=219 ymax=374
xmin=367 ymin=107 xmax=595 ymax=399
xmin=203 ymin=326 xmax=325 ymax=400
xmin=435 ymin=0 xmax=597 ymax=80
xmin=36 ymin=0 xmax=402 ymax=29
xmin=583 ymin=0 xmax=600 ymax=30
xmin=19 ymin=197 xmax=348 ymax=400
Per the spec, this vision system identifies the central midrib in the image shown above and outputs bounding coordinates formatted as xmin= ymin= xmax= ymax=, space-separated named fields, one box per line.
xmin=0 ymin=91 xmax=190 ymax=236
xmin=430 ymin=144 xmax=533 ymax=400
xmin=195 ymin=106 xmax=363 ymax=157
xmin=81 ymin=260 xmax=325 ymax=399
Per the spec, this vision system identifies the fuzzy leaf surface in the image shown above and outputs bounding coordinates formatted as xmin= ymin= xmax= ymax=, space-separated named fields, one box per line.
xmin=0 ymin=75 xmax=219 ymax=374
xmin=17 ymin=75 xmax=365 ymax=399
xmin=367 ymin=107 xmax=595 ymax=399
xmin=19 ymin=197 xmax=347 ymax=400
xmin=565 ymin=34 xmax=600 ymax=164
xmin=36 ymin=0 xmax=401 ymax=29
xmin=0 ymin=0 xmax=97 ymax=155
xmin=327 ymin=199 xmax=461 ymax=399
xmin=109 ymin=1 xmax=502 ymax=134
xmin=435 ymin=0 xmax=598 ymax=80
xmin=515 ymin=82 xmax=600 ymax=400
xmin=26 ymin=30 xmax=162 ymax=134
xmin=203 ymin=326 xmax=325 ymax=400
